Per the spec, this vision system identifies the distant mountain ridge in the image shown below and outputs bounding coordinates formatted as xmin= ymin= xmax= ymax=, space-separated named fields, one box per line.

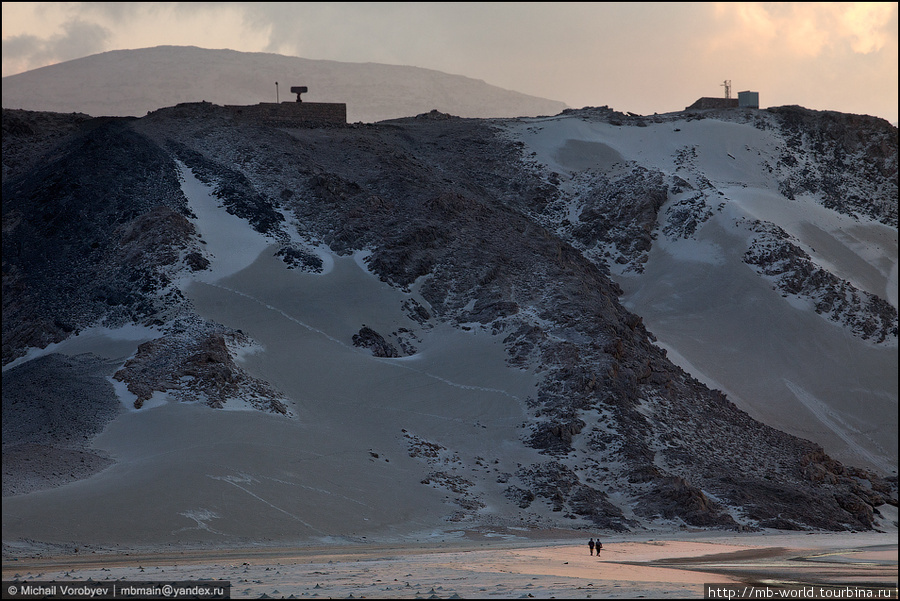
xmin=0 ymin=45 xmax=568 ymax=122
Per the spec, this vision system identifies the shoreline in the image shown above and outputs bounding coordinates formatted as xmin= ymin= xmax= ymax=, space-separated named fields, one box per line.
xmin=4 ymin=530 xmax=896 ymax=599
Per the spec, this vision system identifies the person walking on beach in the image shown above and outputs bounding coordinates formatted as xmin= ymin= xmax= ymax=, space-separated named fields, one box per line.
xmin=596 ymin=538 xmax=602 ymax=555
xmin=588 ymin=538 xmax=595 ymax=556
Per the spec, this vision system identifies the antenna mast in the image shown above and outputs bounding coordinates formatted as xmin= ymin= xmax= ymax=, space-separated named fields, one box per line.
xmin=721 ymin=79 xmax=732 ymax=99
xmin=276 ymin=81 xmax=279 ymax=103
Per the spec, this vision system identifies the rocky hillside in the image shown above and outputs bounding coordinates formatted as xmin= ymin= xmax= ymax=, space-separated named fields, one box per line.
xmin=2 ymin=103 xmax=896 ymax=535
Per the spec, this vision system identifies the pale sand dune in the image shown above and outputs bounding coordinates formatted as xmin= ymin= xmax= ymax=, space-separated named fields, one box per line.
xmin=507 ymin=115 xmax=898 ymax=475
xmin=1 ymin=241 xmax=546 ymax=547
xmin=618 ymin=208 xmax=897 ymax=474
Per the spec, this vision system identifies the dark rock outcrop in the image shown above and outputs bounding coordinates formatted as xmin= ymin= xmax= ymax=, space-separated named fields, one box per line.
xmin=113 ymin=319 xmax=288 ymax=414
xmin=768 ymin=106 xmax=897 ymax=227
xmin=2 ymin=113 xmax=195 ymax=365
xmin=2 ymin=353 xmax=121 ymax=496
xmin=352 ymin=325 xmax=400 ymax=358
xmin=744 ymin=220 xmax=897 ymax=343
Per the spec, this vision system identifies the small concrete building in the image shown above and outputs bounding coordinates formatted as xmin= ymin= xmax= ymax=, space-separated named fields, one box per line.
xmin=738 ymin=91 xmax=759 ymax=109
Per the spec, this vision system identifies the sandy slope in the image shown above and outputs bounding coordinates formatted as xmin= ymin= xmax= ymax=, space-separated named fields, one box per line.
xmin=619 ymin=206 xmax=897 ymax=474
xmin=506 ymin=114 xmax=898 ymax=474
xmin=2 ymin=166 xmax=547 ymax=547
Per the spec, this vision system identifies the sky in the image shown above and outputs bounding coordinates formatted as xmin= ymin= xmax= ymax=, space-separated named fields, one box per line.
xmin=2 ymin=2 xmax=898 ymax=123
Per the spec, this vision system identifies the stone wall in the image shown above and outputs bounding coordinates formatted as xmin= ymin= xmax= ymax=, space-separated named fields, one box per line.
xmin=226 ymin=102 xmax=346 ymax=126
xmin=685 ymin=97 xmax=739 ymax=110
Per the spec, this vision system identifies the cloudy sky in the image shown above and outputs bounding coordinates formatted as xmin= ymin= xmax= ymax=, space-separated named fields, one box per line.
xmin=2 ymin=2 xmax=898 ymax=123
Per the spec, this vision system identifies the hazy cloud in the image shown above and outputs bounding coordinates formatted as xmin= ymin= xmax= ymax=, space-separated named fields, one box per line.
xmin=841 ymin=2 xmax=895 ymax=53
xmin=709 ymin=2 xmax=897 ymax=58
xmin=2 ymin=18 xmax=110 ymax=73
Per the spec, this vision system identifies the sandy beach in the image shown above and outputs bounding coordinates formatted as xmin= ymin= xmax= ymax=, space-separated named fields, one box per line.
xmin=4 ymin=530 xmax=897 ymax=599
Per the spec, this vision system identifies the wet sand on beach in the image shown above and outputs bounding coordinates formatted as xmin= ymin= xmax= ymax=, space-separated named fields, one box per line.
xmin=4 ymin=532 xmax=896 ymax=599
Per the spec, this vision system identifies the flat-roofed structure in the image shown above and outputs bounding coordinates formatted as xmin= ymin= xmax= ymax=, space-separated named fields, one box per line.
xmin=738 ymin=90 xmax=760 ymax=108
xmin=226 ymin=86 xmax=346 ymax=126
xmin=226 ymin=102 xmax=347 ymax=126
xmin=685 ymin=97 xmax=739 ymax=110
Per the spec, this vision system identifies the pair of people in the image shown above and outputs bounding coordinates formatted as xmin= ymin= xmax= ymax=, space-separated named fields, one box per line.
xmin=588 ymin=537 xmax=603 ymax=555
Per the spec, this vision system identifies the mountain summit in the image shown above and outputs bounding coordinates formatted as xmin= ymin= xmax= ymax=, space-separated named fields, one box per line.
xmin=0 ymin=46 xmax=568 ymax=122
